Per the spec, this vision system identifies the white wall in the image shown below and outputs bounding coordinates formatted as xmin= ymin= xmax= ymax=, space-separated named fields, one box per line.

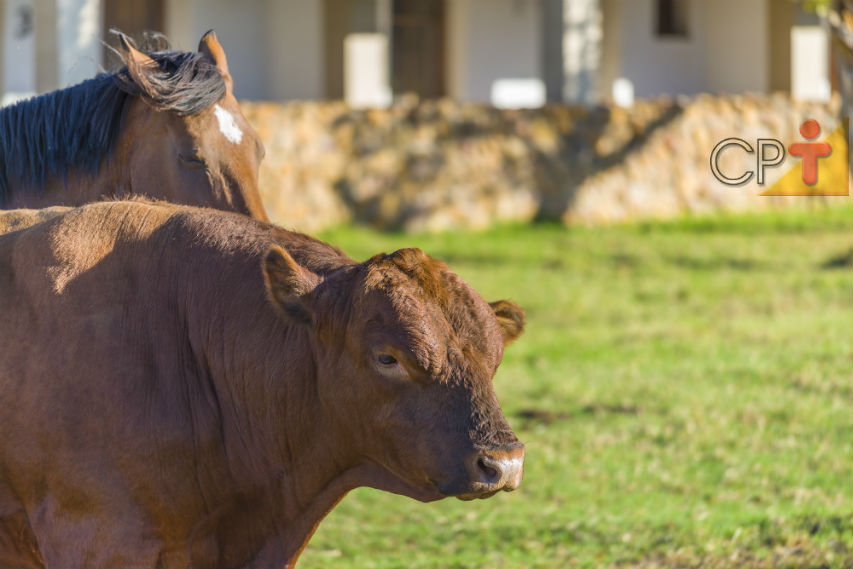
xmin=608 ymin=0 xmax=776 ymax=99
xmin=446 ymin=0 xmax=542 ymax=103
xmin=616 ymin=0 xmax=708 ymax=98
xmin=165 ymin=0 xmax=267 ymax=100
xmin=166 ymin=0 xmax=324 ymax=101
xmin=265 ymin=0 xmax=323 ymax=100
xmin=705 ymin=0 xmax=768 ymax=94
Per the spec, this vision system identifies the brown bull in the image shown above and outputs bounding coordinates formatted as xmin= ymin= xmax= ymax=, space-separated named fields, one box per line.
xmin=0 ymin=201 xmax=526 ymax=568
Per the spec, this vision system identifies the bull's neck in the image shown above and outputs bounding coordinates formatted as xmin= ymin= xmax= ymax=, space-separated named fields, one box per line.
xmin=183 ymin=251 xmax=363 ymax=567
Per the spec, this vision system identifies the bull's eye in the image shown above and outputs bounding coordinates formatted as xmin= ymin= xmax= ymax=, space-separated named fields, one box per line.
xmin=377 ymin=354 xmax=398 ymax=366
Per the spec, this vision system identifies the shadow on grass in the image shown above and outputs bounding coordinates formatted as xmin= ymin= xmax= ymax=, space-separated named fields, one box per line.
xmin=665 ymin=255 xmax=762 ymax=271
xmin=821 ymin=248 xmax=853 ymax=269
xmin=516 ymin=403 xmax=642 ymax=427
xmin=620 ymin=515 xmax=853 ymax=569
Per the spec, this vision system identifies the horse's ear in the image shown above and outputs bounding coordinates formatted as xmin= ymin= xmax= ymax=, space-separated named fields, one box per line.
xmin=116 ymin=32 xmax=156 ymax=71
xmin=198 ymin=30 xmax=232 ymax=88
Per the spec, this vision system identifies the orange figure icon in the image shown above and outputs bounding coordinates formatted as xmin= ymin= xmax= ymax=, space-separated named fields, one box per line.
xmin=788 ymin=119 xmax=831 ymax=185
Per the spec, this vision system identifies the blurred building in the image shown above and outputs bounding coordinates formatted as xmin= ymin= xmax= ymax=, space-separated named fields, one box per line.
xmin=0 ymin=0 xmax=836 ymax=107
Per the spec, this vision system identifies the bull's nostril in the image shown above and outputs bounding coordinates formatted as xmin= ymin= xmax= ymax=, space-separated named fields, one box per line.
xmin=477 ymin=457 xmax=499 ymax=483
xmin=462 ymin=445 xmax=524 ymax=496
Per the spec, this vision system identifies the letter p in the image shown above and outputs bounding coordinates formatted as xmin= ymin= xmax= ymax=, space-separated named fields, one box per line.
xmin=756 ymin=139 xmax=786 ymax=185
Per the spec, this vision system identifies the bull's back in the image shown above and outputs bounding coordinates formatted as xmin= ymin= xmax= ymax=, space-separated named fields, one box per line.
xmin=0 ymin=201 xmax=172 ymax=300
xmin=0 ymin=206 xmax=70 ymax=235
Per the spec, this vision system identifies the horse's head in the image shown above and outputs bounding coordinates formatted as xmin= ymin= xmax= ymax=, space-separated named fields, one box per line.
xmin=115 ymin=32 xmax=268 ymax=221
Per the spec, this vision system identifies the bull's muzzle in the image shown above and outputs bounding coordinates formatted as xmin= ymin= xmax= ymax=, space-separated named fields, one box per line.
xmin=458 ymin=443 xmax=525 ymax=499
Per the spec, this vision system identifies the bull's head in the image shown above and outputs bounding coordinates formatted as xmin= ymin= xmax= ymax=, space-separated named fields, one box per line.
xmin=263 ymin=246 xmax=525 ymax=502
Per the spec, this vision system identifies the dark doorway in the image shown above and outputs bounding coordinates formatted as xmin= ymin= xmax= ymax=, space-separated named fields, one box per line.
xmin=102 ymin=0 xmax=165 ymax=66
xmin=392 ymin=0 xmax=445 ymax=98
xmin=655 ymin=0 xmax=689 ymax=38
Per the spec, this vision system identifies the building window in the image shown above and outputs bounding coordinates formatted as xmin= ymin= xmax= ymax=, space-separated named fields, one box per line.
xmin=656 ymin=0 xmax=689 ymax=38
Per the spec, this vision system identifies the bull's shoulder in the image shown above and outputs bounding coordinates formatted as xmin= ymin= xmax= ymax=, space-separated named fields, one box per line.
xmin=0 ymin=201 xmax=178 ymax=294
xmin=164 ymin=206 xmax=356 ymax=274
xmin=270 ymin=228 xmax=354 ymax=276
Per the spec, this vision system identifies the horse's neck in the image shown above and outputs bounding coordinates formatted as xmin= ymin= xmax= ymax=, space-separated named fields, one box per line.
xmin=4 ymin=169 xmax=124 ymax=209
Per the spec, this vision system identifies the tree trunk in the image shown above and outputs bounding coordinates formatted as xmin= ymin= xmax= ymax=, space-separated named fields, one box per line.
xmin=828 ymin=0 xmax=852 ymax=174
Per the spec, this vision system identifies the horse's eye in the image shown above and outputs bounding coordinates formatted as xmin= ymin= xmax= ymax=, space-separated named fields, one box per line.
xmin=178 ymin=153 xmax=206 ymax=168
xmin=377 ymin=354 xmax=398 ymax=366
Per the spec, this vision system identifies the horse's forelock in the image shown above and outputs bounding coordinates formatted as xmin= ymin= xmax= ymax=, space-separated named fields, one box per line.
xmin=112 ymin=45 xmax=227 ymax=116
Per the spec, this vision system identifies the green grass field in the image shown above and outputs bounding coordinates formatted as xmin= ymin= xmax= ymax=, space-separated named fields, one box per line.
xmin=297 ymin=205 xmax=853 ymax=569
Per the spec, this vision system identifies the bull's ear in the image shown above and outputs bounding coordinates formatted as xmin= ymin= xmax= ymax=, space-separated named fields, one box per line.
xmin=263 ymin=246 xmax=321 ymax=325
xmin=489 ymin=300 xmax=525 ymax=345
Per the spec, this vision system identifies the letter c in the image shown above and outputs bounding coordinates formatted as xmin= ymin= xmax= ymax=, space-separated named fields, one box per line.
xmin=711 ymin=138 xmax=754 ymax=186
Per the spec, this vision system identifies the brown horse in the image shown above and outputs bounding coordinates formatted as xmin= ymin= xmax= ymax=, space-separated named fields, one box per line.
xmin=0 ymin=31 xmax=268 ymax=221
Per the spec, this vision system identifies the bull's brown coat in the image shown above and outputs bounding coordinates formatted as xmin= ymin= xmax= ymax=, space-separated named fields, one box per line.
xmin=0 ymin=201 xmax=525 ymax=568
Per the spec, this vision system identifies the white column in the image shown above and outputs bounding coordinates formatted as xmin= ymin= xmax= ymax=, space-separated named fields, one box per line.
xmin=344 ymin=32 xmax=390 ymax=107
xmin=562 ymin=0 xmax=602 ymax=103
xmin=791 ymin=27 xmax=831 ymax=101
xmin=56 ymin=0 xmax=101 ymax=88
xmin=791 ymin=4 xmax=831 ymax=101
xmin=3 ymin=0 xmax=38 ymax=103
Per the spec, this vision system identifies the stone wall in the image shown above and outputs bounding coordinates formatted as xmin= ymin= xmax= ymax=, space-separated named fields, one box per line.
xmin=242 ymin=94 xmax=848 ymax=232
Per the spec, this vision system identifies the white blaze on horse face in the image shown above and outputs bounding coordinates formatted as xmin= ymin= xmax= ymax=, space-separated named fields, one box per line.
xmin=213 ymin=104 xmax=243 ymax=144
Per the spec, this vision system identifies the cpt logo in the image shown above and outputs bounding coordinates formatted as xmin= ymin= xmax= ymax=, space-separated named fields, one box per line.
xmin=710 ymin=119 xmax=850 ymax=196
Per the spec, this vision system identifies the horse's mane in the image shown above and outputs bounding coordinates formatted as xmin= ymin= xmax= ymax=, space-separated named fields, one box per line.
xmin=0 ymin=33 xmax=226 ymax=204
